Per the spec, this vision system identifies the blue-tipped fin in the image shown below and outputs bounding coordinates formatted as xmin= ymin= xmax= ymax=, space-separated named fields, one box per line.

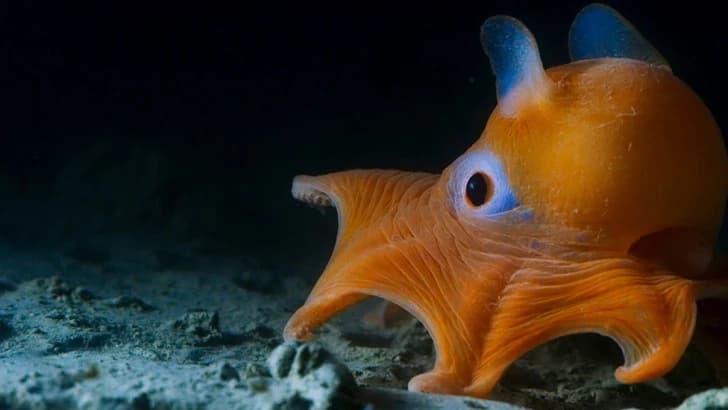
xmin=569 ymin=3 xmax=671 ymax=72
xmin=480 ymin=16 xmax=551 ymax=117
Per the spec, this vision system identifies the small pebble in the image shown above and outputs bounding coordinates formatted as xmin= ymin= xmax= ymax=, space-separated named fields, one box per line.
xmin=219 ymin=363 xmax=239 ymax=381
xmin=268 ymin=342 xmax=298 ymax=379
xmin=247 ymin=377 xmax=269 ymax=392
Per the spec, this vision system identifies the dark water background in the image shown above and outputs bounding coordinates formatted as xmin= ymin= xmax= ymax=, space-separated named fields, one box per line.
xmin=4 ymin=0 xmax=727 ymax=271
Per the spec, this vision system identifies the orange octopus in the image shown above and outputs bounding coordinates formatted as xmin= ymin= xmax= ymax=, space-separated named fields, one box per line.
xmin=283 ymin=3 xmax=728 ymax=398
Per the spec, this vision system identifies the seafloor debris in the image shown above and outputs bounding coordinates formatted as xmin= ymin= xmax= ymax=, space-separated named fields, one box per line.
xmin=262 ymin=341 xmax=359 ymax=410
xmin=105 ymin=295 xmax=156 ymax=312
xmin=170 ymin=310 xmax=224 ymax=347
xmin=675 ymin=388 xmax=728 ymax=409
xmin=254 ymin=341 xmax=524 ymax=410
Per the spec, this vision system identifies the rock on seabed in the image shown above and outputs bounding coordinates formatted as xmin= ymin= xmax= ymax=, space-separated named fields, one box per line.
xmin=676 ymin=388 xmax=728 ymax=410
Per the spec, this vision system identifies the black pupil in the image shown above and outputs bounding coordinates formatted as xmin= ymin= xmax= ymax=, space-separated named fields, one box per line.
xmin=466 ymin=173 xmax=488 ymax=207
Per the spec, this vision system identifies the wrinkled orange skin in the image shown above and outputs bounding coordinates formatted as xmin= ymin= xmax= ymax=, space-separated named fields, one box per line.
xmin=284 ymin=58 xmax=728 ymax=398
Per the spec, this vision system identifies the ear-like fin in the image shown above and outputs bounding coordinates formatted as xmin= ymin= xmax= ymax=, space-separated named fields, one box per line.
xmin=480 ymin=16 xmax=551 ymax=117
xmin=569 ymin=3 xmax=671 ymax=72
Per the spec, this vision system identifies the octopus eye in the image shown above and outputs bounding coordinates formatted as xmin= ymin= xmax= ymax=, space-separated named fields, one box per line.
xmin=449 ymin=151 xmax=519 ymax=218
xmin=465 ymin=172 xmax=490 ymax=207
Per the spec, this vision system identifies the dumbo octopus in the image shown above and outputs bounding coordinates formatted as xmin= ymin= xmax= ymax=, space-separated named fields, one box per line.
xmin=284 ymin=3 xmax=728 ymax=398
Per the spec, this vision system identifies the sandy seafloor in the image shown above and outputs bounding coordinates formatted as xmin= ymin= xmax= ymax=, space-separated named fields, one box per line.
xmin=0 ymin=228 xmax=726 ymax=410
xmin=0 ymin=143 xmax=726 ymax=410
